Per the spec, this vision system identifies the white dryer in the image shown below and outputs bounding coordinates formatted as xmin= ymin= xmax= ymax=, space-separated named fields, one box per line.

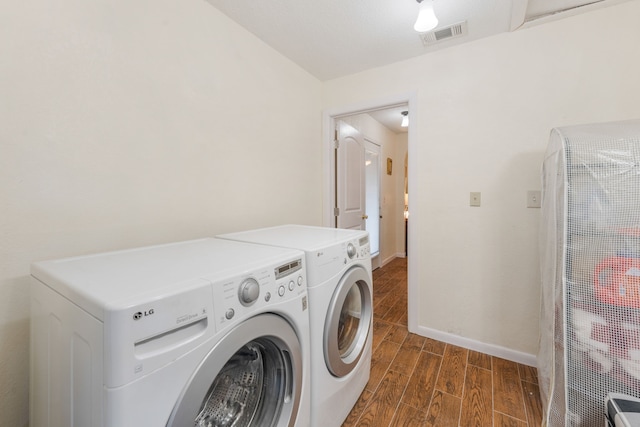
xmin=218 ymin=225 xmax=373 ymax=427
xmin=30 ymin=238 xmax=310 ymax=427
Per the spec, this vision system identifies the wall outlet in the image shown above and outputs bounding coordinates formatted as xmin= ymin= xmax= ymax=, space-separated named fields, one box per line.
xmin=470 ymin=192 xmax=481 ymax=207
xmin=527 ymin=190 xmax=541 ymax=208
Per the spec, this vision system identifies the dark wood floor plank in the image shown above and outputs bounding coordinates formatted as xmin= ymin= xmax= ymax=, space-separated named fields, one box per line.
xmin=341 ymin=389 xmax=373 ymax=427
xmin=402 ymin=351 xmax=442 ymax=409
xmin=522 ymin=380 xmax=543 ymax=427
xmin=435 ymin=344 xmax=468 ymax=398
xmin=422 ymin=338 xmax=446 ymax=356
xmin=372 ymin=319 xmax=393 ymax=352
xmin=518 ymin=364 xmax=538 ymax=384
xmin=493 ymin=357 xmax=527 ymax=421
xmin=380 ymin=297 xmax=405 ymax=324
xmin=389 ymin=334 xmax=425 ymax=376
xmin=366 ymin=339 xmax=401 ymax=392
xmin=384 ymin=297 xmax=408 ymax=324
xmin=424 ymin=390 xmax=461 ymax=427
xmin=389 ymin=403 xmax=427 ymax=427
xmin=385 ymin=324 xmax=409 ymax=345
xmin=356 ymin=370 xmax=409 ymax=427
xmin=494 ymin=412 xmax=528 ymax=427
xmin=397 ymin=309 xmax=408 ymax=327
xmin=468 ymin=349 xmax=492 ymax=370
xmin=374 ymin=303 xmax=393 ymax=322
xmin=459 ymin=365 xmax=493 ymax=427
xmin=380 ymin=285 xmax=404 ymax=306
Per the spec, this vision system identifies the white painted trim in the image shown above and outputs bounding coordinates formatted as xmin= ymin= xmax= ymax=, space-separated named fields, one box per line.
xmin=380 ymin=254 xmax=398 ymax=267
xmin=516 ymin=0 xmax=632 ymax=31
xmin=414 ymin=324 xmax=537 ymax=367
xmin=405 ymin=93 xmax=419 ymax=336
xmin=321 ymin=111 xmax=334 ymax=228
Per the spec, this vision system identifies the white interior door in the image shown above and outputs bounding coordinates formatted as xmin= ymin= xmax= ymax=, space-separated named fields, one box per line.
xmin=336 ymin=121 xmax=365 ymax=230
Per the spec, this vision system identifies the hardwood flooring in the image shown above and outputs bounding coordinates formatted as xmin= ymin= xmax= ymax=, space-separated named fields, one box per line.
xmin=342 ymin=257 xmax=543 ymax=427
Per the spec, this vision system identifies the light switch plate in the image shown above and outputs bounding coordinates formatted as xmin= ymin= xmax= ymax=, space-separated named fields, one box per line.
xmin=527 ymin=190 xmax=541 ymax=208
xmin=470 ymin=192 xmax=481 ymax=207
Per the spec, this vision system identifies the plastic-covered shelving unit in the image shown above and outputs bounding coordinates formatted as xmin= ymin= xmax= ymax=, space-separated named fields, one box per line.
xmin=539 ymin=119 xmax=640 ymax=426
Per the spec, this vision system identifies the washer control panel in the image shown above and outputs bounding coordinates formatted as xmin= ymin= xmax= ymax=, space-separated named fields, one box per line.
xmin=211 ymin=255 xmax=307 ymax=331
xmin=238 ymin=277 xmax=260 ymax=306
xmin=347 ymin=243 xmax=357 ymax=259
xmin=305 ymin=234 xmax=371 ymax=284
xmin=354 ymin=234 xmax=371 ymax=259
xmin=341 ymin=235 xmax=371 ymax=263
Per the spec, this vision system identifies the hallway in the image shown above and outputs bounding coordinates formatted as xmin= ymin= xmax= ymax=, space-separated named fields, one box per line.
xmin=342 ymin=257 xmax=543 ymax=426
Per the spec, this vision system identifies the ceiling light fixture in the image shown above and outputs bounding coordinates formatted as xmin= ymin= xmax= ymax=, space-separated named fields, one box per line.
xmin=414 ymin=0 xmax=438 ymax=33
xmin=401 ymin=111 xmax=409 ymax=127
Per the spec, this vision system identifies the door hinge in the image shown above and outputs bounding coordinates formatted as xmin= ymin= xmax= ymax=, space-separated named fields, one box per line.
xmin=334 ymin=207 xmax=340 ymax=216
xmin=334 ymin=139 xmax=339 ymax=149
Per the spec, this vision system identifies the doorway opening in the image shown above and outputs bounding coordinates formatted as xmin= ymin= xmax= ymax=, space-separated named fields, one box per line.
xmin=322 ymin=92 xmax=417 ymax=334
xmin=330 ymin=105 xmax=408 ymax=269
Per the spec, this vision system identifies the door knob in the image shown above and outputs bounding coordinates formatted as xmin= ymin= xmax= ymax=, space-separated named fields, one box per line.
xmin=362 ymin=214 xmax=369 ymax=219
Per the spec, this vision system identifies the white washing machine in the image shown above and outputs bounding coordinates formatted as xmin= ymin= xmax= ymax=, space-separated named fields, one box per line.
xmin=218 ymin=225 xmax=373 ymax=427
xmin=30 ymin=238 xmax=310 ymax=427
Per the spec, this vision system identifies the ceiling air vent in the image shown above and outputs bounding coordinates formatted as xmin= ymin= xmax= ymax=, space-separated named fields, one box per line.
xmin=420 ymin=21 xmax=468 ymax=46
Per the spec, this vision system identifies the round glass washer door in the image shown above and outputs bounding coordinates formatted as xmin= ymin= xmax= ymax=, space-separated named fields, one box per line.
xmin=167 ymin=314 xmax=302 ymax=427
xmin=323 ymin=266 xmax=372 ymax=378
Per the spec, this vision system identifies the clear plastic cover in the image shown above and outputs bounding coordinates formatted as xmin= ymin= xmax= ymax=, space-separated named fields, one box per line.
xmin=539 ymin=119 xmax=640 ymax=426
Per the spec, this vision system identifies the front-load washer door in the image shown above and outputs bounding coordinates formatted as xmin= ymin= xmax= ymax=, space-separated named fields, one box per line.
xmin=324 ymin=266 xmax=372 ymax=378
xmin=167 ymin=314 xmax=302 ymax=427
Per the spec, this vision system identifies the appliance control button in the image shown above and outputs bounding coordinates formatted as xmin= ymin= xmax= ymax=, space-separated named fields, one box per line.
xmin=264 ymin=292 xmax=271 ymax=302
xmin=347 ymin=243 xmax=356 ymax=259
xmin=297 ymin=275 xmax=303 ymax=286
xmin=225 ymin=308 xmax=235 ymax=320
xmin=288 ymin=280 xmax=295 ymax=291
xmin=238 ymin=278 xmax=260 ymax=306
xmin=278 ymin=285 xmax=286 ymax=297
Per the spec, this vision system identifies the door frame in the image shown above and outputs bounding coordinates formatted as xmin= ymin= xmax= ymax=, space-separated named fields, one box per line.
xmin=364 ymin=137 xmax=381 ymax=269
xmin=322 ymin=91 xmax=418 ymax=335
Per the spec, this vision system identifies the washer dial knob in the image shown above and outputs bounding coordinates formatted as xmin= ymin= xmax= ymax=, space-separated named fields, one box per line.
xmin=347 ymin=243 xmax=356 ymax=259
xmin=238 ymin=278 xmax=260 ymax=306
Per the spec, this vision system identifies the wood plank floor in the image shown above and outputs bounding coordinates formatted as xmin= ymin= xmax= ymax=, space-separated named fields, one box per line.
xmin=342 ymin=257 xmax=543 ymax=427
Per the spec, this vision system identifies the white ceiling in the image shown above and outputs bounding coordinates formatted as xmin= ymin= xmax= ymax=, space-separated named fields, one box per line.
xmin=367 ymin=107 xmax=410 ymax=135
xmin=204 ymin=0 xmax=612 ymax=81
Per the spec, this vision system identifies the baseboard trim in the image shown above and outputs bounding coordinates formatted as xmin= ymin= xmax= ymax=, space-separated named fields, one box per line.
xmin=412 ymin=325 xmax=537 ymax=367
xmin=380 ymin=255 xmax=397 ymax=267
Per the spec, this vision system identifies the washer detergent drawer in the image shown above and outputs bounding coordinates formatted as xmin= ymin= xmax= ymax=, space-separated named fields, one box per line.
xmin=104 ymin=279 xmax=215 ymax=388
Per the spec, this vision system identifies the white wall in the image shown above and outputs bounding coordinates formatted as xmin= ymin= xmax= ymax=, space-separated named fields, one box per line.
xmin=0 ymin=0 xmax=322 ymax=425
xmin=323 ymin=0 xmax=640 ymax=358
